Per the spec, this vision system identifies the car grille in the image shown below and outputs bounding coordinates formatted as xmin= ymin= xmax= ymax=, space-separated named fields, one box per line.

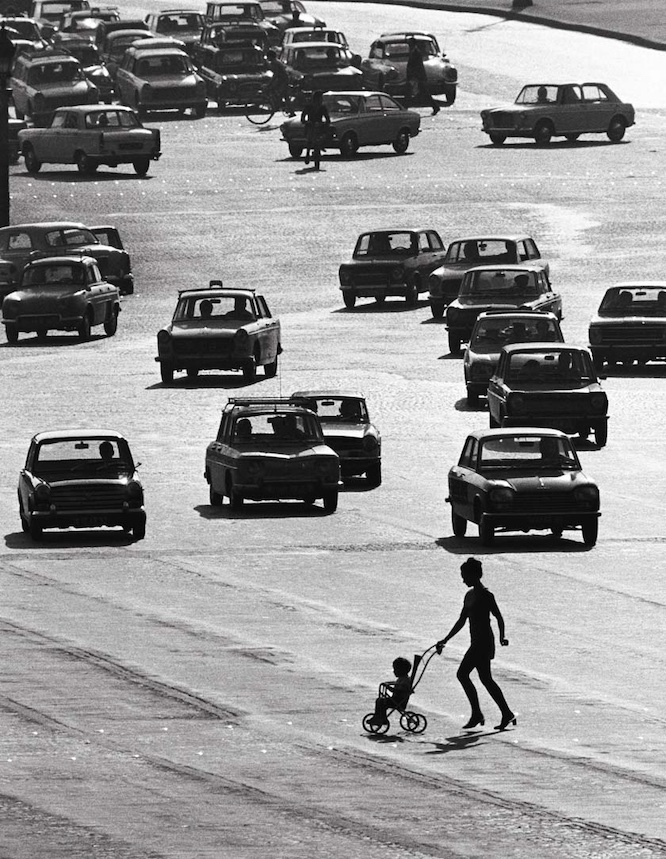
xmin=259 ymin=459 xmax=317 ymax=478
xmin=507 ymin=492 xmax=588 ymax=514
xmin=50 ymin=483 xmax=128 ymax=511
xmin=487 ymin=112 xmax=516 ymax=129
xmin=349 ymin=266 xmax=396 ymax=286
xmin=172 ymin=338 xmax=233 ymax=356
xmin=443 ymin=277 xmax=463 ymax=296
xmin=326 ymin=438 xmax=363 ymax=454
xmin=148 ymin=86 xmax=197 ymax=102
xmin=20 ymin=314 xmax=61 ymax=325
xmin=597 ymin=325 xmax=666 ymax=344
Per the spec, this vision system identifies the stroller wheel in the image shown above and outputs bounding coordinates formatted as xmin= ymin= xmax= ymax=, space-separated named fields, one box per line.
xmin=401 ymin=711 xmax=428 ymax=734
xmin=362 ymin=713 xmax=389 ymax=734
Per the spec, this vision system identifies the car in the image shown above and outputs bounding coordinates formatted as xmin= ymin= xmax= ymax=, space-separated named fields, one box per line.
xmin=588 ymin=283 xmax=666 ymax=370
xmin=361 ymin=31 xmax=457 ymax=104
xmin=205 ymin=2 xmax=281 ymax=46
xmin=1 ymin=255 xmax=121 ymax=343
xmin=445 ymin=264 xmax=562 ymax=354
xmin=97 ymin=26 xmax=154 ymax=79
xmin=8 ymin=117 xmax=27 ymax=164
xmin=486 ymin=343 xmax=609 ymax=446
xmin=10 ymin=48 xmax=100 ymax=126
xmin=116 ymin=44 xmax=207 ymax=117
xmin=0 ymin=221 xmax=134 ymax=297
xmin=193 ymin=20 xmax=268 ymax=58
xmin=463 ymin=310 xmax=564 ymax=405
xmin=52 ymin=36 xmax=115 ymax=102
xmin=427 ymin=235 xmax=548 ymax=319
xmin=18 ymin=429 xmax=146 ymax=541
xmin=290 ymin=390 xmax=382 ymax=485
xmin=338 ymin=226 xmax=446 ymax=309
xmin=195 ymin=39 xmax=271 ymax=109
xmin=144 ymin=9 xmax=206 ymax=55
xmin=155 ymin=282 xmax=281 ymax=384
xmin=447 ymin=427 xmax=600 ymax=546
xmin=205 ymin=397 xmax=342 ymax=511
xmin=18 ymin=103 xmax=161 ymax=176
xmin=0 ymin=16 xmax=49 ymax=51
xmin=481 ymin=82 xmax=635 ymax=146
xmin=281 ymin=91 xmax=420 ymax=162
xmin=279 ymin=26 xmax=348 ymax=50
xmin=276 ymin=41 xmax=363 ymax=100
xmin=259 ymin=0 xmax=325 ymax=31
xmin=30 ymin=0 xmax=90 ymax=36
xmin=57 ymin=7 xmax=120 ymax=41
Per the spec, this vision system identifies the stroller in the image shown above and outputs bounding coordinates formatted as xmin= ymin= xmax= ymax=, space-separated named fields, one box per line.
xmin=362 ymin=643 xmax=439 ymax=735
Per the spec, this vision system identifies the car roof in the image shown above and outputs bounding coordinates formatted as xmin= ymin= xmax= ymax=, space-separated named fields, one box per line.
xmin=25 ymin=254 xmax=97 ymax=265
xmin=32 ymin=429 xmax=127 ymax=443
xmin=464 ymin=263 xmax=544 ymax=274
xmin=289 ymin=40 xmax=344 ymax=49
xmin=129 ymin=44 xmax=187 ymax=55
xmin=606 ymin=281 xmax=666 ymax=289
xmin=177 ymin=286 xmax=257 ymax=297
xmin=20 ymin=50 xmax=81 ymax=63
xmin=378 ymin=31 xmax=435 ymax=40
xmin=107 ymin=28 xmax=154 ymax=38
xmin=358 ymin=227 xmax=429 ymax=235
xmin=0 ymin=220 xmax=89 ymax=231
xmin=475 ymin=310 xmax=558 ymax=321
xmin=501 ymin=342 xmax=588 ymax=354
xmin=223 ymin=397 xmax=312 ymax=414
xmin=466 ymin=427 xmax=568 ymax=441
xmin=156 ymin=8 xmax=203 ymax=13
xmin=53 ymin=104 xmax=136 ymax=113
xmin=448 ymin=235 xmax=534 ymax=244
xmin=291 ymin=389 xmax=365 ymax=399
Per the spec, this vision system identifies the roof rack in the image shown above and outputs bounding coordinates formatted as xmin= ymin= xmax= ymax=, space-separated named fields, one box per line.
xmin=225 ymin=397 xmax=306 ymax=409
xmin=176 ymin=280 xmax=258 ymax=295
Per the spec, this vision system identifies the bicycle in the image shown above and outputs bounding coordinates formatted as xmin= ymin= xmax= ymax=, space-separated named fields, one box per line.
xmin=244 ymin=87 xmax=297 ymax=125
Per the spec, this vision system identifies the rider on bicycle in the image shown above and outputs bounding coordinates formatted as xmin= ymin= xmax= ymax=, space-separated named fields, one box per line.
xmin=265 ymin=49 xmax=293 ymax=114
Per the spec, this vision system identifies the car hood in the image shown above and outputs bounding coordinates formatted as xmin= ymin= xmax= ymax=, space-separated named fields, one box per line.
xmin=235 ymin=444 xmax=337 ymax=458
xmin=42 ymin=475 xmax=134 ymax=488
xmin=4 ymin=285 xmax=88 ymax=304
xmin=482 ymin=470 xmax=585 ymax=490
xmin=321 ymin=425 xmax=368 ymax=441
xmin=341 ymin=256 xmax=411 ymax=267
xmin=452 ymin=298 xmax=536 ymax=310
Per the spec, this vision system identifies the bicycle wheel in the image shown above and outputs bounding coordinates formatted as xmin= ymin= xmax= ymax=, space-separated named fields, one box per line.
xmin=245 ymin=98 xmax=276 ymax=125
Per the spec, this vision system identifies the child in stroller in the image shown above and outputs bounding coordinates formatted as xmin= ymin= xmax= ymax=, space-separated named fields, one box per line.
xmin=362 ymin=647 xmax=438 ymax=734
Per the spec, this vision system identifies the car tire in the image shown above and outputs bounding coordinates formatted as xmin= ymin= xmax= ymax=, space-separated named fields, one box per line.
xmin=160 ymin=363 xmax=174 ymax=385
xmin=24 ymin=145 xmax=42 ymax=173
xmin=374 ymin=295 xmax=385 ymax=304
xmin=489 ymin=131 xmax=506 ymax=146
xmin=76 ymin=151 xmax=97 ymax=175
xmin=451 ymin=510 xmax=467 ymax=537
xmin=392 ymin=129 xmax=410 ymax=154
xmin=242 ymin=355 xmax=257 ymax=383
xmin=28 ymin=517 xmax=43 ymax=541
xmin=479 ymin=515 xmax=494 ymax=546
xmin=5 ymin=323 xmax=18 ymax=344
xmin=228 ymin=479 xmax=244 ymax=511
xmin=133 ymin=157 xmax=150 ymax=176
xmin=366 ymin=461 xmax=381 ymax=486
xmin=343 ymin=293 xmax=356 ymax=309
xmin=209 ymin=485 xmax=223 ymax=506
xmin=444 ymin=85 xmax=456 ymax=106
xmin=119 ymin=276 xmax=134 ymax=295
xmin=489 ymin=413 xmax=500 ymax=428
xmin=103 ymin=307 xmax=118 ymax=337
xmin=607 ymin=117 xmax=626 ymax=143
xmin=339 ymin=132 xmax=358 ymax=158
xmin=36 ymin=327 xmax=48 ymax=341
xmin=323 ymin=490 xmax=338 ymax=513
xmin=186 ymin=368 xmax=199 ymax=379
xmin=582 ymin=519 xmax=598 ymax=547
xmin=591 ymin=350 xmax=605 ymax=371
xmin=405 ymin=281 xmax=418 ymax=307
xmin=288 ymin=143 xmax=303 ymax=159
xmin=376 ymin=74 xmax=385 ymax=92
xmin=466 ymin=388 xmax=478 ymax=406
xmin=77 ymin=314 xmax=92 ymax=341
xmin=564 ymin=133 xmax=580 ymax=142
xmin=430 ymin=302 xmax=444 ymax=319
xmin=551 ymin=527 xmax=563 ymax=539
xmin=448 ymin=332 xmax=461 ymax=354
xmin=133 ymin=518 xmax=146 ymax=540
xmin=594 ymin=421 xmax=608 ymax=447
xmin=264 ymin=353 xmax=279 ymax=378
xmin=534 ymin=121 xmax=553 ymax=145
xmin=194 ymin=102 xmax=207 ymax=118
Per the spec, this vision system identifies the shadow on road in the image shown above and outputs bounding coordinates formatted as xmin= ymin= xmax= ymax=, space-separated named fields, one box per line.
xmin=194 ymin=501 xmax=333 ymax=520
xmin=478 ymin=139 xmax=631 ymax=150
xmin=436 ymin=535 xmax=595 ymax=554
xmin=5 ymin=529 xmax=137 ymax=549
xmin=331 ymin=300 xmax=428 ymax=314
xmin=16 ymin=170 xmax=151 ymax=183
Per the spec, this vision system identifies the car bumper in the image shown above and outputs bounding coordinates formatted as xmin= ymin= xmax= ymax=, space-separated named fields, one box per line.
xmin=340 ymin=284 xmax=408 ymax=299
xmin=480 ymin=510 xmax=600 ymax=530
xmin=29 ymin=507 xmax=146 ymax=530
xmin=234 ymin=478 xmax=342 ymax=501
xmin=155 ymin=355 xmax=250 ymax=371
xmin=502 ymin=415 xmax=608 ymax=434
xmin=5 ymin=313 xmax=84 ymax=332
xmin=339 ymin=455 xmax=379 ymax=476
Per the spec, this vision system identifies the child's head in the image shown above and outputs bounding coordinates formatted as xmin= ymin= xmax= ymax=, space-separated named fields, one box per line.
xmin=392 ymin=657 xmax=411 ymax=677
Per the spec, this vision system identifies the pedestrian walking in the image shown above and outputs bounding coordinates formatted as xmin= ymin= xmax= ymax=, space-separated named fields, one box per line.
xmin=437 ymin=557 xmax=516 ymax=731
xmin=406 ymin=39 xmax=440 ymax=115
xmin=300 ymin=90 xmax=330 ymax=170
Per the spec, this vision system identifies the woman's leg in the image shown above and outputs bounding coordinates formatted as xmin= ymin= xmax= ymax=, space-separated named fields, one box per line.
xmin=457 ymin=649 xmax=482 ymax=716
xmin=476 ymin=658 xmax=512 ymax=717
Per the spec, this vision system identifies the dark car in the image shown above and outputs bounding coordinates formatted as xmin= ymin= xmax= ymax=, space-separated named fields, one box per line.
xmin=0 ymin=221 xmax=134 ymax=297
xmin=291 ymin=390 xmax=381 ymax=485
xmin=18 ymin=429 xmax=146 ymax=541
xmin=156 ymin=282 xmax=281 ymax=384
xmin=427 ymin=235 xmax=548 ymax=319
xmin=278 ymin=42 xmax=363 ymax=100
xmin=53 ymin=35 xmax=115 ymax=102
xmin=339 ymin=227 xmax=447 ymax=309
xmin=281 ymin=90 xmax=420 ymax=160
xmin=481 ymin=82 xmax=635 ymax=146
xmin=204 ymin=2 xmax=281 ymax=46
xmin=205 ymin=397 xmax=341 ymax=511
xmin=487 ymin=343 xmax=609 ymax=447
xmin=447 ymin=427 xmax=600 ymax=546
xmin=2 ymin=256 xmax=120 ymax=343
xmin=445 ymin=264 xmax=562 ymax=354
xmin=588 ymin=282 xmax=666 ymax=370
xmin=144 ymin=9 xmax=206 ymax=55
xmin=258 ymin=0 xmax=325 ymax=31
xmin=463 ymin=310 xmax=564 ymax=404
xmin=196 ymin=40 xmax=271 ymax=109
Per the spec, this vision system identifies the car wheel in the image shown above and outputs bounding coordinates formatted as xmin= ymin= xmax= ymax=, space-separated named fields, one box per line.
xmin=264 ymin=353 xmax=279 ymax=378
xmin=5 ymin=323 xmax=18 ymax=344
xmin=36 ymin=327 xmax=48 ymax=341
xmin=374 ymin=295 xmax=385 ymax=304
xmin=479 ymin=515 xmax=494 ymax=546
xmin=594 ymin=421 xmax=608 ymax=447
xmin=28 ymin=517 xmax=43 ymax=541
xmin=489 ymin=131 xmax=506 ymax=146
xmin=564 ymin=133 xmax=580 ymax=142
xmin=160 ymin=363 xmax=174 ymax=385
xmin=133 ymin=157 xmax=150 ymax=176
xmin=551 ymin=527 xmax=563 ymax=539
xmin=343 ymin=293 xmax=356 ymax=309
xmin=228 ymin=479 xmax=244 ymax=511
xmin=288 ymin=142 xmax=303 ymax=159
xmin=323 ymin=489 xmax=338 ymax=513
xmin=24 ymin=145 xmax=42 ymax=173
xmin=242 ymin=355 xmax=257 ymax=383
xmin=430 ymin=302 xmax=444 ymax=319
xmin=77 ymin=314 xmax=92 ymax=341
xmin=366 ymin=461 xmax=381 ymax=487
xmin=534 ymin=121 xmax=553 ymax=145
xmin=194 ymin=102 xmax=207 ymax=118
xmin=444 ymin=85 xmax=456 ymax=106
xmin=186 ymin=367 xmax=199 ymax=379
xmin=217 ymin=97 xmax=227 ymax=113
xmin=76 ymin=151 xmax=97 ymax=175
xmin=405 ymin=281 xmax=418 ymax=307
xmin=607 ymin=117 xmax=626 ymax=143
xmin=339 ymin=131 xmax=358 ymax=158
xmin=582 ymin=519 xmax=598 ymax=547
xmin=591 ymin=350 xmax=605 ymax=371
xmin=448 ymin=332 xmax=461 ymax=354
xmin=466 ymin=388 xmax=478 ymax=406
xmin=133 ymin=518 xmax=146 ymax=540
xmin=451 ymin=509 xmax=467 ymax=537
xmin=392 ymin=129 xmax=410 ymax=154
xmin=103 ymin=307 xmax=118 ymax=337
xmin=209 ymin=485 xmax=223 ymax=506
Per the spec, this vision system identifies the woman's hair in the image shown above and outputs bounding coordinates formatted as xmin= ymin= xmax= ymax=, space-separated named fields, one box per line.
xmin=461 ymin=557 xmax=483 ymax=580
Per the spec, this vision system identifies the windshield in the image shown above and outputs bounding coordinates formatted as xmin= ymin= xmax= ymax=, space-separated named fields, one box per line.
xmin=598 ymin=286 xmax=666 ymax=317
xmin=174 ymin=293 xmax=256 ymax=323
xmin=354 ymin=231 xmax=415 ymax=257
xmin=217 ymin=47 xmax=265 ymax=67
xmin=136 ymin=53 xmax=192 ymax=76
xmin=45 ymin=227 xmax=97 ymax=248
xmin=506 ymin=349 xmax=596 ymax=388
xmin=515 ymin=84 xmax=559 ymax=105
xmin=478 ymin=434 xmax=580 ymax=470
xmin=445 ymin=239 xmax=518 ymax=266
xmin=22 ymin=263 xmax=86 ymax=286
xmin=470 ymin=316 xmax=561 ymax=351
xmin=232 ymin=411 xmax=322 ymax=444
xmin=213 ymin=4 xmax=261 ymax=20
xmin=294 ymin=396 xmax=368 ymax=424
xmin=32 ymin=437 xmax=134 ymax=479
xmin=29 ymin=61 xmax=83 ymax=84
xmin=259 ymin=0 xmax=290 ymax=13
xmin=459 ymin=269 xmax=539 ymax=304
xmin=323 ymin=93 xmax=360 ymax=115
xmin=382 ymin=38 xmax=436 ymax=59
xmin=7 ymin=20 xmax=41 ymax=38
xmin=156 ymin=12 xmax=205 ymax=32
xmin=292 ymin=44 xmax=345 ymax=69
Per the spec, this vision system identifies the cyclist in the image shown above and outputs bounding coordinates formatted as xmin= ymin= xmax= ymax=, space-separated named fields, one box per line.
xmin=265 ymin=49 xmax=294 ymax=115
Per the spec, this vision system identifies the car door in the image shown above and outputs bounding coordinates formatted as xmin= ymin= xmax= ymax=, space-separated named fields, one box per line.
xmin=207 ymin=413 xmax=234 ymax=493
xmin=533 ymin=271 xmax=560 ymax=316
xmin=85 ymin=263 xmax=112 ymax=324
xmin=580 ymin=83 xmax=613 ymax=133
xmin=359 ymin=93 xmax=384 ymax=144
xmin=486 ymin=350 xmax=508 ymax=423
xmin=558 ymin=84 xmax=585 ymax=133
xmin=254 ymin=295 xmax=278 ymax=360
xmin=448 ymin=436 xmax=478 ymax=522
xmin=377 ymin=93 xmax=402 ymax=140
xmin=53 ymin=110 xmax=81 ymax=161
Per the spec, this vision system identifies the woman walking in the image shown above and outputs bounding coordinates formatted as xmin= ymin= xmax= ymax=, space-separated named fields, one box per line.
xmin=300 ymin=90 xmax=330 ymax=170
xmin=437 ymin=557 xmax=516 ymax=731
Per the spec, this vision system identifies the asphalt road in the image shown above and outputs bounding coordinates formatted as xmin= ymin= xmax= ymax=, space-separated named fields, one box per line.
xmin=1 ymin=3 xmax=666 ymax=857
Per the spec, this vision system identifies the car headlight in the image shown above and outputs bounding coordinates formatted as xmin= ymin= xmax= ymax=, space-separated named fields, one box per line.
xmin=157 ymin=330 xmax=171 ymax=346
xmin=127 ymin=480 xmax=143 ymax=507
xmin=447 ymin=307 xmax=459 ymax=323
xmin=234 ymin=329 xmax=249 ymax=349
xmin=508 ymin=393 xmax=526 ymax=413
xmin=489 ymin=486 xmax=514 ymax=506
xmin=390 ymin=266 xmax=404 ymax=283
xmin=339 ymin=269 xmax=352 ymax=286
xmin=590 ymin=393 xmax=607 ymax=412
xmin=247 ymin=461 xmax=264 ymax=479
xmin=34 ymin=482 xmax=51 ymax=506
xmin=362 ymin=435 xmax=379 ymax=452
xmin=589 ymin=327 xmax=602 ymax=345
xmin=574 ymin=485 xmax=599 ymax=506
